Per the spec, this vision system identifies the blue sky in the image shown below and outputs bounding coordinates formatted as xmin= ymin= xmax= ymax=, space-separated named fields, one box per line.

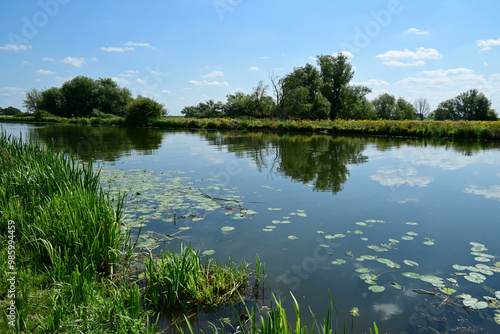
xmin=1 ymin=0 xmax=500 ymax=115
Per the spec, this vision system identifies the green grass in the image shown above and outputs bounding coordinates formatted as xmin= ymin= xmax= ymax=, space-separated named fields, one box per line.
xmin=144 ymin=245 xmax=252 ymax=309
xmin=2 ymin=115 xmax=500 ymax=140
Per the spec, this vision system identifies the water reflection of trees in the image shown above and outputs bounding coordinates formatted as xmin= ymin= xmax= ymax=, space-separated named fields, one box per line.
xmin=204 ymin=132 xmax=369 ymax=193
xmin=30 ymin=125 xmax=164 ymax=161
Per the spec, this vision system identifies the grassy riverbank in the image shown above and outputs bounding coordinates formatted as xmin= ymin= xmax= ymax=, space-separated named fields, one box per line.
xmin=0 ymin=131 xmax=381 ymax=333
xmin=2 ymin=115 xmax=500 ymax=140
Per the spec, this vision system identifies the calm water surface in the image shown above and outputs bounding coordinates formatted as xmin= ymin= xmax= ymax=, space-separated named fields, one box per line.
xmin=3 ymin=122 xmax=500 ymax=333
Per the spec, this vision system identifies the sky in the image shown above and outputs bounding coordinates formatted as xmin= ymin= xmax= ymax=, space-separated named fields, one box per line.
xmin=1 ymin=0 xmax=500 ymax=116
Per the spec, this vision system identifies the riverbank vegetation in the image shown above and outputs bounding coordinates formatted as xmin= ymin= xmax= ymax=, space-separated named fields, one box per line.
xmin=2 ymin=115 xmax=500 ymax=140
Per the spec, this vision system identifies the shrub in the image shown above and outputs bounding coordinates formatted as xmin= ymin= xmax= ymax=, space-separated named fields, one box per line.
xmin=33 ymin=110 xmax=52 ymax=118
xmin=126 ymin=97 xmax=167 ymax=126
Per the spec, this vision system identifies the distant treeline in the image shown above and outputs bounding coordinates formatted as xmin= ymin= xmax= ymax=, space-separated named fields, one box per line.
xmin=181 ymin=54 xmax=497 ymax=122
xmin=14 ymin=54 xmax=497 ymax=123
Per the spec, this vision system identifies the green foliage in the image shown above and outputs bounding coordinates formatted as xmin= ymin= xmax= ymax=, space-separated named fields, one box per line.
xmin=144 ymin=245 xmax=249 ymax=308
xmin=126 ymin=96 xmax=167 ymax=125
xmin=39 ymin=86 xmax=65 ymax=116
xmin=431 ymin=89 xmax=497 ymax=121
xmin=181 ymin=99 xmax=225 ymax=118
xmin=372 ymin=94 xmax=416 ymax=120
xmin=29 ymin=76 xmax=134 ymax=118
xmin=32 ymin=109 xmax=53 ymax=118
xmin=317 ymin=53 xmax=371 ymax=119
xmin=0 ymin=106 xmax=22 ymax=115
xmin=23 ymin=87 xmax=42 ymax=113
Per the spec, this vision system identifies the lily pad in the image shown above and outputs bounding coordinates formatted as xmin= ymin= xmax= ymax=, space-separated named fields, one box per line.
xmin=202 ymin=250 xmax=215 ymax=256
xmin=406 ymin=222 xmax=418 ymax=225
xmin=288 ymin=235 xmax=298 ymax=240
xmin=439 ymin=287 xmax=456 ymax=295
xmin=404 ymin=260 xmax=419 ymax=267
xmin=267 ymin=208 xmax=282 ymax=211
xmin=470 ymin=242 xmax=487 ymax=252
xmin=423 ymin=238 xmax=435 ymax=246
xmin=419 ymin=275 xmax=445 ymax=287
xmin=354 ymin=230 xmax=364 ymax=235
xmin=331 ymin=259 xmax=346 ymax=265
xmin=474 ymin=256 xmax=491 ymax=263
xmin=296 ymin=213 xmax=307 ymax=217
xmin=356 ymin=268 xmax=371 ymax=273
xmin=356 ymin=222 xmax=367 ymax=226
xmin=401 ymin=236 xmax=414 ymax=241
xmin=360 ymin=255 xmax=377 ymax=260
xmin=317 ymin=230 xmax=324 ymax=234
xmin=262 ymin=228 xmax=274 ymax=232
xmin=391 ymin=282 xmax=402 ymax=289
xmin=464 ymin=272 xmax=486 ymax=284
xmin=407 ymin=231 xmax=418 ymax=236
xmin=221 ymin=226 xmax=235 ymax=232
xmin=368 ymin=285 xmax=385 ymax=293
xmin=361 ymin=237 xmax=369 ymax=241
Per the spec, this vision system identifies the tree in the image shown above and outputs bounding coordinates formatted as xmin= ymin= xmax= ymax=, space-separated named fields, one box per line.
xmin=61 ymin=76 xmax=99 ymax=117
xmin=94 ymin=78 xmax=133 ymax=116
xmin=181 ymin=99 xmax=224 ymax=118
xmin=414 ymin=98 xmax=431 ymax=120
xmin=281 ymin=64 xmax=330 ymax=119
xmin=317 ymin=53 xmax=370 ymax=119
xmin=372 ymin=93 xmax=396 ymax=119
xmin=126 ymin=96 xmax=167 ymax=125
xmin=431 ymin=89 xmax=497 ymax=121
xmin=396 ymin=97 xmax=417 ymax=120
xmin=0 ymin=106 xmax=22 ymax=115
xmin=23 ymin=88 xmax=42 ymax=113
xmin=39 ymin=87 xmax=65 ymax=116
xmin=245 ymin=81 xmax=275 ymax=118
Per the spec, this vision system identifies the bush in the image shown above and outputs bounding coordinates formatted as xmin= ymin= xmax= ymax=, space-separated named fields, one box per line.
xmin=126 ymin=97 xmax=167 ymax=126
xmin=33 ymin=110 xmax=53 ymax=118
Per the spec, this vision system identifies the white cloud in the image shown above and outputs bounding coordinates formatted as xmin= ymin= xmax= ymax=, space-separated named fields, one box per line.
xmin=111 ymin=77 xmax=131 ymax=85
xmin=404 ymin=28 xmax=429 ymax=35
xmin=161 ymin=89 xmax=173 ymax=95
xmin=398 ymin=68 xmax=489 ymax=89
xmin=120 ymin=70 xmax=139 ymax=77
xmin=188 ymin=80 xmax=229 ymax=87
xmin=100 ymin=46 xmax=134 ymax=52
xmin=377 ymin=47 xmax=442 ymax=66
xmin=34 ymin=69 xmax=56 ymax=75
xmin=125 ymin=41 xmax=155 ymax=49
xmin=260 ymin=56 xmax=270 ymax=59
xmin=476 ymin=38 xmax=500 ymax=52
xmin=370 ymin=167 xmax=433 ymax=187
xmin=22 ymin=61 xmax=33 ymax=66
xmin=383 ymin=60 xmax=425 ymax=67
xmin=464 ymin=185 xmax=500 ymax=201
xmin=377 ymin=47 xmax=442 ymax=60
xmin=248 ymin=66 xmax=260 ymax=72
xmin=333 ymin=51 xmax=355 ymax=59
xmin=356 ymin=79 xmax=390 ymax=86
xmin=0 ymin=87 xmax=25 ymax=96
xmin=42 ymin=56 xmax=86 ymax=67
xmin=0 ymin=44 xmax=32 ymax=52
xmin=202 ymin=71 xmax=224 ymax=78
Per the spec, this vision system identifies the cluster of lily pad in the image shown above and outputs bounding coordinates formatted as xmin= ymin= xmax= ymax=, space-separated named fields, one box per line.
xmin=316 ymin=218 xmax=500 ymax=326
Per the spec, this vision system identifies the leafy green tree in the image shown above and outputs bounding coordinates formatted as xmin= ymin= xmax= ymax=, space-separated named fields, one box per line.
xmin=245 ymin=81 xmax=276 ymax=118
xmin=224 ymin=92 xmax=250 ymax=117
xmin=372 ymin=93 xmax=397 ymax=119
xmin=317 ymin=54 xmax=370 ymax=119
xmin=126 ymin=96 xmax=167 ymax=125
xmin=61 ymin=76 xmax=99 ymax=117
xmin=94 ymin=78 xmax=133 ymax=116
xmin=181 ymin=99 xmax=224 ymax=118
xmin=395 ymin=97 xmax=417 ymax=120
xmin=23 ymin=88 xmax=42 ymax=113
xmin=431 ymin=89 xmax=497 ymax=121
xmin=281 ymin=64 xmax=330 ymax=119
xmin=345 ymin=96 xmax=376 ymax=119
xmin=39 ymin=87 xmax=65 ymax=116
xmin=0 ymin=106 xmax=22 ymax=115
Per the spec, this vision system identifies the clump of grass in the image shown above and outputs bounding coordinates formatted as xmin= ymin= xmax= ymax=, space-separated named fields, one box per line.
xmin=144 ymin=245 xmax=250 ymax=309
